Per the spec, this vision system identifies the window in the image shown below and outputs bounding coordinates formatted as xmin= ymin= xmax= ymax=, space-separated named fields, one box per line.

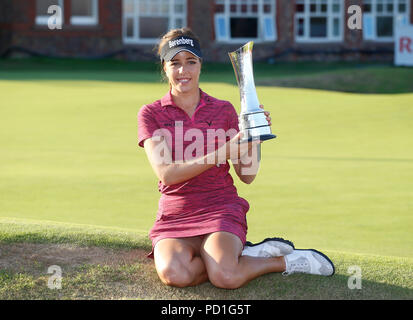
xmin=295 ymin=0 xmax=343 ymax=42
xmin=363 ymin=0 xmax=410 ymax=41
xmin=214 ymin=0 xmax=277 ymax=43
xmin=123 ymin=0 xmax=186 ymax=44
xmin=71 ymin=0 xmax=98 ymax=25
xmin=35 ymin=0 xmax=64 ymax=25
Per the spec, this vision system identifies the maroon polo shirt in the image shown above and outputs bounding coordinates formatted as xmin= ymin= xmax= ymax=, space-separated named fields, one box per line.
xmin=137 ymin=89 xmax=250 ymax=251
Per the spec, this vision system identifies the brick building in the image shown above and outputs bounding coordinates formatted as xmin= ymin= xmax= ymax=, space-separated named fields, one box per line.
xmin=1 ymin=0 xmax=412 ymax=62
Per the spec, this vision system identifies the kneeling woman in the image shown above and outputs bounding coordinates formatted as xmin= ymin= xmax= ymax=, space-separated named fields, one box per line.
xmin=137 ymin=28 xmax=335 ymax=289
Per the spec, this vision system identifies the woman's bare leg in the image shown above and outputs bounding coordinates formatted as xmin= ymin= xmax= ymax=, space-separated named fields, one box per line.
xmin=200 ymin=232 xmax=286 ymax=289
xmin=153 ymin=237 xmax=208 ymax=287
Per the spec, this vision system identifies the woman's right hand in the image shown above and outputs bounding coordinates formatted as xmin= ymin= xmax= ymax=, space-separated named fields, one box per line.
xmin=217 ymin=131 xmax=261 ymax=164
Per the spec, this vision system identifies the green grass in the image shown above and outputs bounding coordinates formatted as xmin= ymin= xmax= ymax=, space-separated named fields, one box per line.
xmin=0 ymin=58 xmax=412 ymax=299
xmin=0 ymin=219 xmax=411 ymax=300
xmin=2 ymin=57 xmax=413 ymax=93
xmin=0 ymin=217 xmax=151 ymax=250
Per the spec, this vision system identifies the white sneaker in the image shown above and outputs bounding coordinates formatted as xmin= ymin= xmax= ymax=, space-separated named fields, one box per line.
xmin=241 ymin=237 xmax=295 ymax=258
xmin=283 ymin=249 xmax=335 ymax=276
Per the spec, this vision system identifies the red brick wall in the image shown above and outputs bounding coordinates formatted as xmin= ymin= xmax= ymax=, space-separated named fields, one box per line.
xmin=2 ymin=0 xmax=412 ymax=61
xmin=344 ymin=0 xmax=363 ymax=49
xmin=10 ymin=0 xmax=122 ymax=35
xmin=7 ymin=0 xmax=123 ymax=57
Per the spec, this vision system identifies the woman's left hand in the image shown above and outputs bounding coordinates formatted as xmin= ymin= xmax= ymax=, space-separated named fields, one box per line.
xmin=260 ymin=105 xmax=271 ymax=126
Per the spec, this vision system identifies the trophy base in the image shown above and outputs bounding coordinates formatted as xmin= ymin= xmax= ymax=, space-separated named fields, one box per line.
xmin=239 ymin=112 xmax=277 ymax=143
xmin=239 ymin=133 xmax=277 ymax=143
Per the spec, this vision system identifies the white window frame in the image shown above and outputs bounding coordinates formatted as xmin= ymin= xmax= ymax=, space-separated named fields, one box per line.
xmin=35 ymin=0 xmax=64 ymax=25
xmin=214 ymin=0 xmax=277 ymax=43
xmin=70 ymin=0 xmax=99 ymax=25
xmin=294 ymin=0 xmax=344 ymax=43
xmin=123 ymin=0 xmax=187 ymax=44
xmin=363 ymin=0 xmax=410 ymax=42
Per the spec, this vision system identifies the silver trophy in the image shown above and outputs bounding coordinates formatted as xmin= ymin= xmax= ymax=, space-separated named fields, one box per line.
xmin=228 ymin=41 xmax=276 ymax=149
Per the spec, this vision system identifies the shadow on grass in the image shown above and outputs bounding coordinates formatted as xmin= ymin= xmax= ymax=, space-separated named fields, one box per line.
xmin=1 ymin=57 xmax=412 ymax=94
xmin=0 ymin=256 xmax=411 ymax=300
xmin=0 ymin=236 xmax=412 ymax=299
xmin=125 ymin=249 xmax=413 ymax=300
xmin=177 ymin=274 xmax=413 ymax=300
xmin=1 ymin=220 xmax=412 ymax=299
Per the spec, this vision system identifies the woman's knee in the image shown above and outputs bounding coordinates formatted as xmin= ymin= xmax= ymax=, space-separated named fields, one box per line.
xmin=201 ymin=232 xmax=244 ymax=289
xmin=154 ymin=238 xmax=201 ymax=287
xmin=207 ymin=266 xmax=242 ymax=289
xmin=157 ymin=262 xmax=194 ymax=288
